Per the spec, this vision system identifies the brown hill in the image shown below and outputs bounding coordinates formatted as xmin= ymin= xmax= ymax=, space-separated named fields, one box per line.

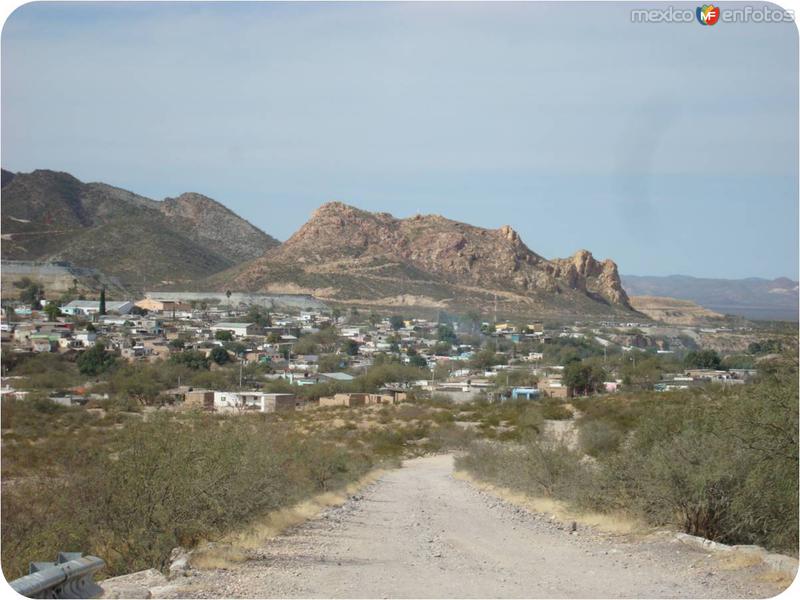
xmin=629 ymin=295 xmax=724 ymax=325
xmin=214 ymin=202 xmax=633 ymax=318
xmin=1 ymin=169 xmax=279 ymax=287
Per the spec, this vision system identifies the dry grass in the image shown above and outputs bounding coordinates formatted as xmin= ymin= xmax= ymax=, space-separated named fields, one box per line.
xmin=190 ymin=468 xmax=387 ymax=569
xmin=755 ymin=568 xmax=796 ymax=593
xmin=453 ymin=470 xmax=649 ymax=535
xmin=715 ymin=551 xmax=765 ymax=571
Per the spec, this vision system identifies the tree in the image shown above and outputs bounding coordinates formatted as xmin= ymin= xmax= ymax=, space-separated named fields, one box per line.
xmin=685 ymin=349 xmax=722 ymax=370
xmin=215 ymin=330 xmax=233 ymax=342
xmin=389 ymin=315 xmax=405 ymax=331
xmin=3 ymin=304 xmax=16 ymax=323
xmin=210 ymin=346 xmax=230 ymax=365
xmin=44 ymin=302 xmax=61 ymax=322
xmin=437 ymin=324 xmax=458 ymax=345
xmin=433 ymin=362 xmax=451 ymax=381
xmin=168 ymin=339 xmax=185 ymax=350
xmin=246 ymin=305 xmax=272 ymax=327
xmin=224 ymin=341 xmax=247 ymax=357
xmin=408 ymin=354 xmax=428 ymax=368
xmin=341 ymin=339 xmax=360 ymax=356
xmin=331 ymin=308 xmax=342 ymax=323
xmin=77 ymin=342 xmax=117 ymax=376
xmin=471 ymin=347 xmax=504 ymax=370
xmin=318 ymin=354 xmax=346 ymax=372
xmin=110 ymin=366 xmax=164 ymax=406
xmin=748 ymin=340 xmax=783 ymax=355
xmin=267 ymin=332 xmax=281 ymax=344
xmin=170 ymin=350 xmax=210 ymax=370
xmin=433 ymin=341 xmax=452 ymax=356
xmin=15 ymin=278 xmax=44 ymax=311
xmin=564 ymin=361 xmax=607 ymax=396
xmin=99 ymin=287 xmax=107 ymax=316
xmin=620 ymin=355 xmax=662 ymax=389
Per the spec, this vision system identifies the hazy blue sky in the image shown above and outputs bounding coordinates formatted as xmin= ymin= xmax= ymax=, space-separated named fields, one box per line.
xmin=2 ymin=2 xmax=797 ymax=279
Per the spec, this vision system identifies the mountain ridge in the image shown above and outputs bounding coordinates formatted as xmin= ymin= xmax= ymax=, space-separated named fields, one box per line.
xmin=210 ymin=201 xmax=634 ymax=318
xmin=2 ymin=169 xmax=639 ymax=318
xmin=1 ymin=168 xmax=279 ymax=287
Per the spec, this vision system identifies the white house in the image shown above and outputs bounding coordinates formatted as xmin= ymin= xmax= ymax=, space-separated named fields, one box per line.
xmin=210 ymin=322 xmax=258 ymax=337
xmin=60 ymin=300 xmax=133 ymax=316
xmin=212 ymin=391 xmax=297 ymax=413
xmin=73 ymin=330 xmax=97 ymax=347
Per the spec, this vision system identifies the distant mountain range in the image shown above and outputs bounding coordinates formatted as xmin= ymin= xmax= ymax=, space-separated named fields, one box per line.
xmin=1 ymin=169 xmax=635 ymax=318
xmin=1 ymin=169 xmax=279 ymax=287
xmin=622 ymin=274 xmax=799 ymax=321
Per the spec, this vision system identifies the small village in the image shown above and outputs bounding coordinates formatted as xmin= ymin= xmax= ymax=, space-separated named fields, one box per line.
xmin=1 ymin=1 xmax=798 ymax=596
xmin=0 ymin=288 xmax=770 ymax=414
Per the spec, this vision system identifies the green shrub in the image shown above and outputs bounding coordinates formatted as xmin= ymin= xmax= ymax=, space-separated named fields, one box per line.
xmin=77 ymin=343 xmax=117 ymax=376
xmin=541 ymin=401 xmax=573 ymax=420
xmin=578 ymin=419 xmax=624 ymax=457
xmin=458 ymin=365 xmax=799 ymax=553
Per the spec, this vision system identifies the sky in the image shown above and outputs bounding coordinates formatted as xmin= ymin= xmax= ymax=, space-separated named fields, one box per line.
xmin=2 ymin=1 xmax=798 ymax=280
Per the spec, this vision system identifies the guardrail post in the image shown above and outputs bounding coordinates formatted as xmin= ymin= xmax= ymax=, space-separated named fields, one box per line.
xmin=10 ymin=552 xmax=105 ymax=598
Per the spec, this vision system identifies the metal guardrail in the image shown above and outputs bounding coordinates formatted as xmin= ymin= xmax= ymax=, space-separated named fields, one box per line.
xmin=9 ymin=552 xmax=105 ymax=599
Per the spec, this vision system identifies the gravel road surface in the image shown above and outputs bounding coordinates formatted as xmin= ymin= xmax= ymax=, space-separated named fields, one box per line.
xmin=174 ymin=454 xmax=784 ymax=598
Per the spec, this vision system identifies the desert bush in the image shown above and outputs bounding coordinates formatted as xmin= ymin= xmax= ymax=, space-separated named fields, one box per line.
xmin=458 ymin=364 xmax=799 ymax=554
xmin=541 ymin=401 xmax=573 ymax=420
xmin=515 ymin=406 xmax=544 ymax=435
xmin=1 ymin=409 xmax=382 ymax=580
xmin=578 ymin=419 xmax=624 ymax=457
xmin=425 ymin=422 xmax=474 ymax=451
xmin=457 ymin=437 xmax=588 ymax=501
xmin=12 ymin=353 xmax=81 ymax=389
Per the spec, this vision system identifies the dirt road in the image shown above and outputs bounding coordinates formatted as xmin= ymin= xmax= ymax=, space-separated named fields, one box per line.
xmin=177 ymin=455 xmax=782 ymax=598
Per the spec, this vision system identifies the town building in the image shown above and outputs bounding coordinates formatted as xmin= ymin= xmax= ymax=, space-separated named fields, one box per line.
xmin=60 ymin=300 xmax=134 ymax=316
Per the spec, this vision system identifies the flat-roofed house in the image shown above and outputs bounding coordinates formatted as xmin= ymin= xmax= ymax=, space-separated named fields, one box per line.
xmin=184 ymin=389 xmax=215 ymax=410
xmin=210 ymin=322 xmax=259 ymax=338
xmin=60 ymin=300 xmax=133 ymax=316
xmin=539 ymin=377 xmax=569 ymax=398
xmin=213 ymin=391 xmax=297 ymax=413
xmin=135 ymin=298 xmax=177 ymax=313
xmin=318 ymin=393 xmax=369 ymax=408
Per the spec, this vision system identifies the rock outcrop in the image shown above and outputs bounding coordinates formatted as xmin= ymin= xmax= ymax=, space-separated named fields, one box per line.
xmin=223 ymin=202 xmax=633 ymax=317
xmin=160 ymin=192 xmax=279 ymax=263
xmin=550 ymin=250 xmax=630 ymax=307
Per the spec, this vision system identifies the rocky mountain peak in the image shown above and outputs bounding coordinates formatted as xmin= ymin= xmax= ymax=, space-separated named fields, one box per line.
xmin=232 ymin=203 xmax=633 ymax=316
xmin=550 ymin=250 xmax=629 ymax=308
xmin=498 ymin=225 xmax=519 ymax=242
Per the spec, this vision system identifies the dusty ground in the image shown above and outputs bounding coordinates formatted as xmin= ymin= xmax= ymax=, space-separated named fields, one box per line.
xmin=169 ymin=455 xmax=787 ymax=599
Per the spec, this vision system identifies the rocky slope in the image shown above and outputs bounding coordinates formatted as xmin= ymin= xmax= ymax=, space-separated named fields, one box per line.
xmin=1 ymin=169 xmax=279 ymax=287
xmin=217 ymin=202 xmax=633 ymax=317
xmin=160 ymin=192 xmax=273 ymax=264
xmin=629 ymin=295 xmax=724 ymax=326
